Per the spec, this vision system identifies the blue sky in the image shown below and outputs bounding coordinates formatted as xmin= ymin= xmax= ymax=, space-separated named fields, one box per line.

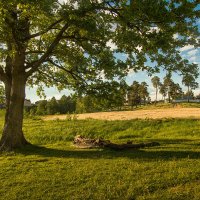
xmin=26 ymin=6 xmax=200 ymax=103
xmin=26 ymin=43 xmax=200 ymax=102
xmin=125 ymin=42 xmax=200 ymax=99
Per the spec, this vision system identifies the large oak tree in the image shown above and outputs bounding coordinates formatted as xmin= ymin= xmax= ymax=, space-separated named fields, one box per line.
xmin=0 ymin=0 xmax=199 ymax=150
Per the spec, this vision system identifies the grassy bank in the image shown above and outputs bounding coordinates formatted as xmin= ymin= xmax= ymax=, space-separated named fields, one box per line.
xmin=129 ymin=102 xmax=200 ymax=110
xmin=0 ymin=114 xmax=200 ymax=199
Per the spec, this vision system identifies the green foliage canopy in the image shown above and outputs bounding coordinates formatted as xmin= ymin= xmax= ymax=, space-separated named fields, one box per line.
xmin=0 ymin=0 xmax=199 ymax=94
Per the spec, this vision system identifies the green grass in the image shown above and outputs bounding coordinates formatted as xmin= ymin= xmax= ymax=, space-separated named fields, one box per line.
xmin=125 ymin=102 xmax=200 ymax=111
xmin=177 ymin=102 xmax=200 ymax=108
xmin=0 ymin=112 xmax=200 ymax=199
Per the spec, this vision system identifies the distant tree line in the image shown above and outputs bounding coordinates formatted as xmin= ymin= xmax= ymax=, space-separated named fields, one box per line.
xmin=151 ymin=72 xmax=198 ymax=103
xmin=6 ymin=70 xmax=200 ymax=116
xmin=127 ymin=81 xmax=150 ymax=108
xmin=24 ymin=73 xmax=200 ymax=115
xmin=25 ymin=95 xmax=76 ymax=115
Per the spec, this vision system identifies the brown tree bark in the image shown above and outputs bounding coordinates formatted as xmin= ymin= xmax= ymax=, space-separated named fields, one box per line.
xmin=187 ymin=86 xmax=190 ymax=103
xmin=155 ymin=86 xmax=158 ymax=103
xmin=0 ymin=50 xmax=29 ymax=151
xmin=0 ymin=76 xmax=29 ymax=151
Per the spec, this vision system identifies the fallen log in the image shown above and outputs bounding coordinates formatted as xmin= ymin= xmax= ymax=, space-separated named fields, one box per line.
xmin=73 ymin=135 xmax=160 ymax=150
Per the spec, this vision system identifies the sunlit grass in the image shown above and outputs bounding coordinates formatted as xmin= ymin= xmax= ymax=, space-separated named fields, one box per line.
xmin=131 ymin=102 xmax=200 ymax=110
xmin=0 ymin=111 xmax=200 ymax=199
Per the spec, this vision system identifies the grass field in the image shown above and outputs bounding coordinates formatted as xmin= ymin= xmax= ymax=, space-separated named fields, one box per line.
xmin=43 ymin=107 xmax=200 ymax=121
xmin=0 ymin=110 xmax=200 ymax=199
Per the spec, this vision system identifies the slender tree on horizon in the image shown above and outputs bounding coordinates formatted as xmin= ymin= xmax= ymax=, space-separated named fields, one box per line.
xmin=151 ymin=76 xmax=161 ymax=103
xmin=182 ymin=74 xmax=198 ymax=102
xmin=159 ymin=83 xmax=168 ymax=101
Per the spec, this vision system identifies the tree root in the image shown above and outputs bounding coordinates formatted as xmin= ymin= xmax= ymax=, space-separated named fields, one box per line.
xmin=0 ymin=135 xmax=30 ymax=152
xmin=73 ymin=135 xmax=160 ymax=150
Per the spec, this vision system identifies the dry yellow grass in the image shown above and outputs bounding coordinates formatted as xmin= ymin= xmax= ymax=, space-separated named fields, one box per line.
xmin=43 ymin=107 xmax=200 ymax=121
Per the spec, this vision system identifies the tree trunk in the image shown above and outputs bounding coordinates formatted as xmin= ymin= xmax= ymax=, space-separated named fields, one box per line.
xmin=187 ymin=86 xmax=190 ymax=103
xmin=168 ymin=90 xmax=171 ymax=103
xmin=0 ymin=50 xmax=28 ymax=151
xmin=4 ymin=81 xmax=11 ymax=123
xmin=155 ymin=87 xmax=158 ymax=103
xmin=0 ymin=73 xmax=29 ymax=151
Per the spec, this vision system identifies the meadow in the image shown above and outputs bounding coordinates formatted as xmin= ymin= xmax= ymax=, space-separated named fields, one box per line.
xmin=0 ymin=110 xmax=200 ymax=199
xmin=43 ymin=103 xmax=200 ymax=121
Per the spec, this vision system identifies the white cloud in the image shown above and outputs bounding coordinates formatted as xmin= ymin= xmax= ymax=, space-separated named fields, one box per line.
xmin=136 ymin=46 xmax=142 ymax=52
xmin=106 ymin=40 xmax=117 ymax=50
xmin=150 ymin=92 xmax=163 ymax=101
xmin=187 ymin=49 xmax=198 ymax=57
xmin=189 ymin=56 xmax=198 ymax=62
xmin=47 ymin=94 xmax=63 ymax=101
xmin=59 ymin=0 xmax=68 ymax=3
xmin=180 ymin=45 xmax=194 ymax=52
xmin=127 ymin=69 xmax=135 ymax=76
xmin=147 ymin=27 xmax=160 ymax=34
xmin=59 ymin=0 xmax=78 ymax=9
xmin=180 ymin=46 xmax=200 ymax=65
xmin=97 ymin=70 xmax=106 ymax=81
xmin=173 ymin=33 xmax=179 ymax=39
xmin=194 ymin=88 xmax=200 ymax=96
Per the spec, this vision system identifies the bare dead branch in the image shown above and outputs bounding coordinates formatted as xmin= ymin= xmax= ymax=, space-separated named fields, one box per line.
xmin=73 ymin=135 xmax=160 ymax=150
xmin=25 ymin=50 xmax=45 ymax=54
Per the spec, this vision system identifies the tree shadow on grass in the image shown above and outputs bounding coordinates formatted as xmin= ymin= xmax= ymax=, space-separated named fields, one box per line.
xmin=152 ymin=138 xmax=200 ymax=148
xmin=15 ymin=143 xmax=200 ymax=161
xmin=154 ymin=138 xmax=196 ymax=143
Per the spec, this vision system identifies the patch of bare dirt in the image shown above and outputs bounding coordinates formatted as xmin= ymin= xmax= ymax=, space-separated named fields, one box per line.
xmin=43 ymin=108 xmax=200 ymax=121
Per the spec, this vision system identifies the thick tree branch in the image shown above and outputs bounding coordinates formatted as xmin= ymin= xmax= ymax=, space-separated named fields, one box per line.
xmin=38 ymin=69 xmax=69 ymax=85
xmin=48 ymin=59 xmax=88 ymax=85
xmin=26 ymin=19 xmax=63 ymax=40
xmin=105 ymin=2 xmax=166 ymax=27
xmin=47 ymin=59 xmax=86 ymax=83
xmin=25 ymin=50 xmax=45 ymax=54
xmin=61 ymin=35 xmax=104 ymax=44
xmin=48 ymin=59 xmax=74 ymax=75
xmin=26 ymin=23 xmax=69 ymax=77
